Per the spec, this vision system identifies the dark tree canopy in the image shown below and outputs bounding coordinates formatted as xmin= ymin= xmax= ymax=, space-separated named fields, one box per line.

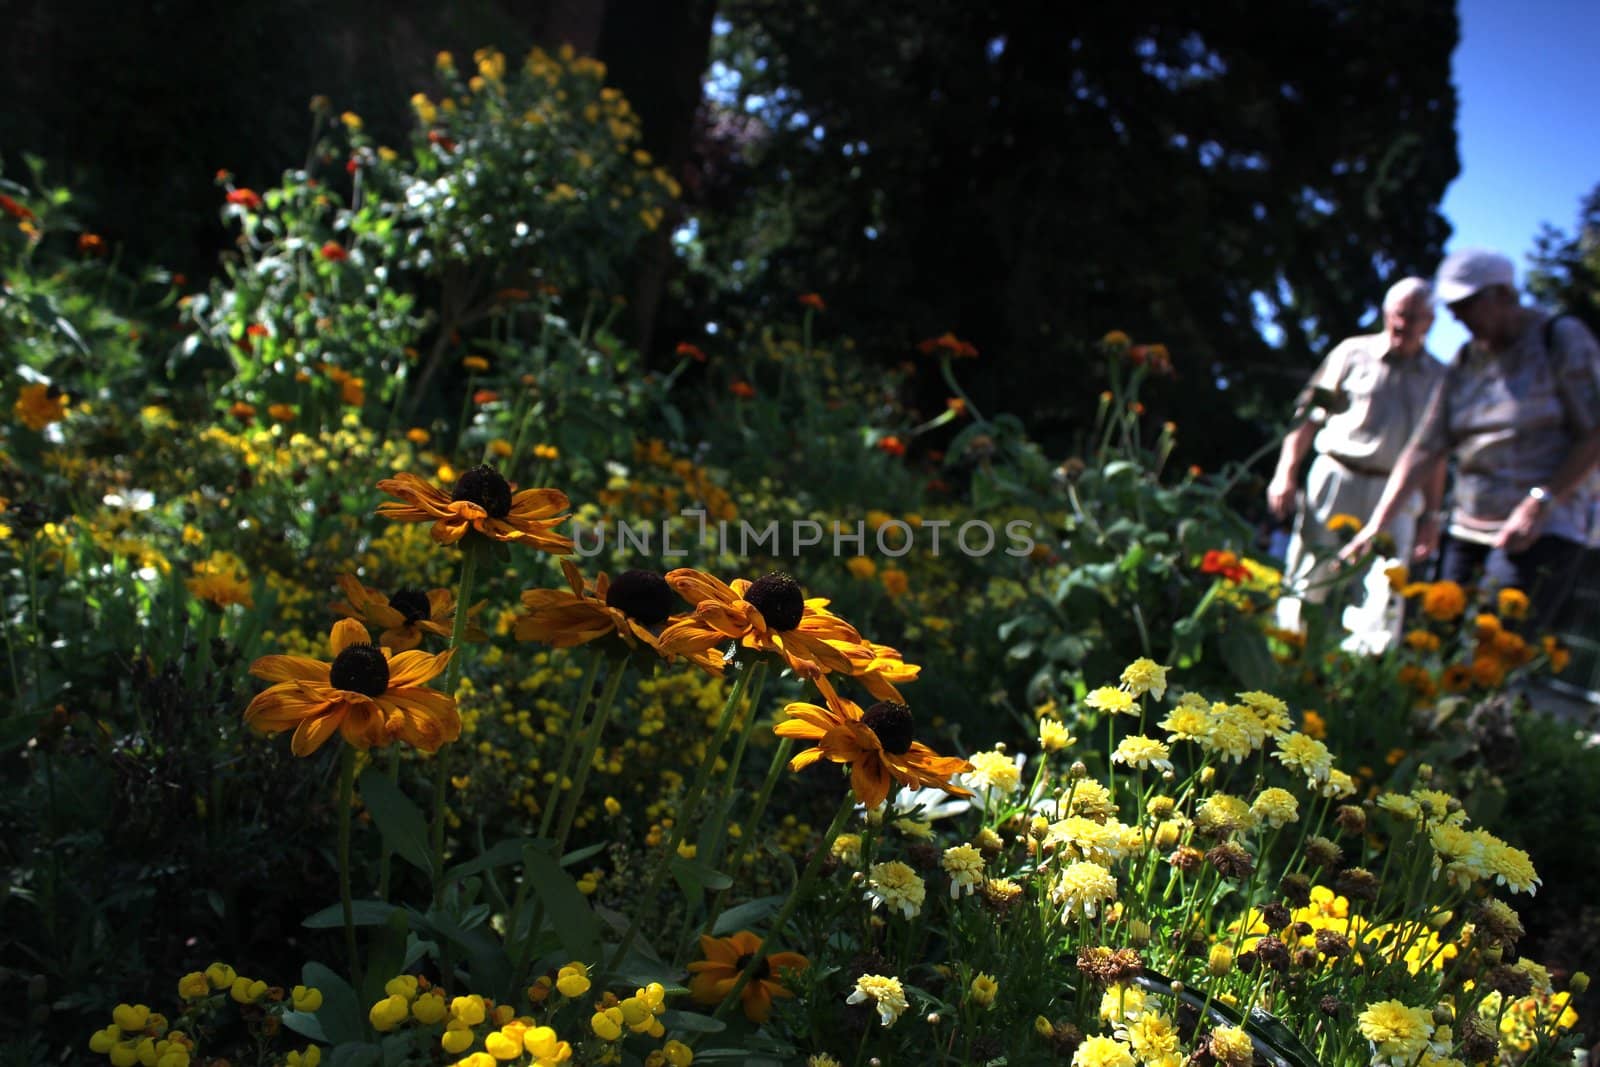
xmin=1528 ymin=183 xmax=1600 ymax=337
xmin=693 ymin=0 xmax=1459 ymax=462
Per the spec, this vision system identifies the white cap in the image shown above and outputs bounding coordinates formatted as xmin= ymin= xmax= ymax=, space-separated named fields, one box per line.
xmin=1435 ymin=248 xmax=1515 ymax=305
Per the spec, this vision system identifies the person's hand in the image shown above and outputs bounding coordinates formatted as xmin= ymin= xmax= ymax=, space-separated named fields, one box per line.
xmin=1338 ymin=524 xmax=1378 ymax=565
xmin=1412 ymin=513 xmax=1441 ymax=564
xmin=1493 ymin=496 xmax=1545 ymax=554
xmin=1267 ymin=473 xmax=1296 ymax=521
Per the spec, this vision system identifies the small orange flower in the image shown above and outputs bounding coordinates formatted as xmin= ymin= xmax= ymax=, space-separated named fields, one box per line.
xmin=916 ymin=332 xmax=979 ymax=359
xmin=675 ymin=341 xmax=707 ymax=362
xmin=946 ymin=397 xmax=966 ymax=415
xmin=473 ymin=389 xmax=500 ymax=405
xmin=226 ymin=188 xmax=263 ymax=210
xmin=729 ymin=380 xmax=756 ymax=399
xmin=78 ymin=233 xmax=106 ymax=255
xmin=1496 ymin=587 xmax=1529 ymax=621
xmin=268 ymin=403 xmax=296 ymax=422
xmin=688 ymin=931 xmax=808 ymax=1023
xmin=797 ymin=292 xmax=826 ymax=312
xmin=376 ymin=464 xmax=574 ymax=552
xmin=229 ymin=401 xmax=257 ymax=420
xmin=14 ymin=384 xmax=69 ymax=431
xmin=462 ymin=355 xmax=490 ymax=373
xmin=876 ymin=435 xmax=906 ymax=457
xmin=320 ymin=241 xmax=348 ymax=261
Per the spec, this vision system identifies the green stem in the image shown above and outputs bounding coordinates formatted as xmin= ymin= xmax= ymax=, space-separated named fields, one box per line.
xmin=376 ymin=748 xmax=400 ymax=902
xmin=432 ymin=536 xmax=483 ymax=898
xmin=338 ymin=745 xmax=364 ymax=990
xmin=702 ymin=661 xmax=769 ymax=870
xmin=538 ymin=649 xmax=605 ymax=840
xmin=553 ymin=656 xmax=629 ymax=856
xmin=707 ymin=792 xmax=857 ymax=1026
xmin=607 ymin=662 xmax=756 ymax=972
xmin=938 ymin=355 xmax=986 ymax=425
xmin=698 ymin=730 xmax=791 ymax=959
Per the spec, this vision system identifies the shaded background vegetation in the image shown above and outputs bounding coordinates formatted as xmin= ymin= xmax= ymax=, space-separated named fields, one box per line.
xmin=3 ymin=0 xmax=1463 ymax=471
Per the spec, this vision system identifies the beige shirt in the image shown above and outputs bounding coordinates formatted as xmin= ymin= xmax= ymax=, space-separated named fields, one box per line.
xmin=1299 ymin=333 xmax=1446 ymax=473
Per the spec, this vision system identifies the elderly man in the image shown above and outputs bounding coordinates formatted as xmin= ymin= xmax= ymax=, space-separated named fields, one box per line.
xmin=1343 ymin=249 xmax=1600 ymax=633
xmin=1269 ymin=277 xmax=1445 ymax=644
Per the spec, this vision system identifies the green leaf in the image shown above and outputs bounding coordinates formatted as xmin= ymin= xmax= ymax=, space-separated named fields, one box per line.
xmin=327 ymin=1045 xmax=382 ymax=1067
xmin=711 ymin=894 xmax=785 ymax=936
xmin=560 ymin=841 xmax=608 ymax=867
xmin=360 ymin=768 xmax=436 ymax=881
xmin=301 ymin=960 xmax=367 ymax=1046
xmin=1217 ymin=624 xmax=1277 ymax=692
xmin=422 ymin=907 xmax=510 ymax=995
xmin=444 ymin=837 xmax=550 ymax=882
xmin=0 ymin=713 xmax=46 ymax=753
xmin=524 ymin=854 xmax=602 ymax=961
xmin=670 ymin=855 xmax=733 ymax=896
xmin=658 ymin=1009 xmax=726 ymax=1033
xmin=303 ymin=900 xmax=403 ymax=929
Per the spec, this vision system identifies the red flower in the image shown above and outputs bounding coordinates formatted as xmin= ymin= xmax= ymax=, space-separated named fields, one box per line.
xmin=230 ymin=401 xmax=257 ymax=420
xmin=427 ymin=130 xmax=458 ymax=152
xmin=729 ymin=380 xmax=756 ymax=399
xmin=345 ymin=156 xmax=360 ymax=175
xmin=1200 ymin=549 xmax=1249 ymax=583
xmin=675 ymin=341 xmax=707 ymax=363
xmin=797 ymin=292 xmax=826 ymax=312
xmin=236 ymin=323 xmax=271 ymax=354
xmin=916 ymin=332 xmax=979 ymax=359
xmin=876 ymin=435 xmax=906 ymax=457
xmin=473 ymin=389 xmax=500 ymax=405
xmin=226 ymin=188 xmax=263 ymax=210
xmin=320 ymin=241 xmax=349 ymax=262
xmin=78 ymin=233 xmax=106 ymax=255
xmin=0 ymin=194 xmax=34 ymax=222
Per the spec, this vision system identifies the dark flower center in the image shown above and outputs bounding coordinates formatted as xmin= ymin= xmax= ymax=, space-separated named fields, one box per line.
xmin=451 ymin=464 xmax=513 ymax=518
xmin=734 ymin=953 xmax=772 ymax=981
xmin=744 ymin=572 xmax=804 ymax=632
xmin=388 ymin=588 xmax=431 ymax=625
xmin=329 ymin=643 xmax=390 ymax=696
xmin=862 ymin=701 xmax=915 ymax=755
xmin=605 ymin=570 xmax=676 ymax=625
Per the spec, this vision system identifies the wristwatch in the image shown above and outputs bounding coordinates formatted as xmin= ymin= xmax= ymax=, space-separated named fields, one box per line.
xmin=1527 ymin=485 xmax=1552 ymax=508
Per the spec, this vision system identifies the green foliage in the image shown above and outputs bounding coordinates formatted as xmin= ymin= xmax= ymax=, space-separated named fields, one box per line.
xmin=181 ymin=44 xmax=676 ymax=433
xmin=701 ymin=1 xmax=1459 ymax=465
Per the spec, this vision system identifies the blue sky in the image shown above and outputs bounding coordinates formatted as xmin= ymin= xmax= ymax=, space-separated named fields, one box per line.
xmin=1429 ymin=0 xmax=1600 ymax=359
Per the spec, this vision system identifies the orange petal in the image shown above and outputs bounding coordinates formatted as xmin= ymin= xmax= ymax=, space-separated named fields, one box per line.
xmin=250 ymin=655 xmax=330 ymax=685
xmin=386 ymin=648 xmax=452 ymax=689
xmin=290 ymin=706 xmax=346 ymax=756
xmin=329 ymin=618 xmax=373 ymax=657
xmin=667 ymin=568 xmax=737 ymax=607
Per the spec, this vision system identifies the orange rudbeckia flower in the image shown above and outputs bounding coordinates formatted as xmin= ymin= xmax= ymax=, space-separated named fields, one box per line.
xmin=244 ymin=619 xmax=458 ymax=756
xmin=687 ymin=931 xmax=808 ymax=1023
xmin=774 ymin=685 xmax=973 ymax=810
xmin=657 ymin=570 xmax=866 ymax=675
xmin=376 ymin=464 xmax=573 ymax=551
xmin=515 ymin=561 xmax=679 ymax=649
xmin=331 ymin=574 xmax=487 ymax=651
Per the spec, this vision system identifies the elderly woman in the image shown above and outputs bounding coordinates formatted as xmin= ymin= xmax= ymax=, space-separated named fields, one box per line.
xmin=1342 ymin=249 xmax=1600 ymax=632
